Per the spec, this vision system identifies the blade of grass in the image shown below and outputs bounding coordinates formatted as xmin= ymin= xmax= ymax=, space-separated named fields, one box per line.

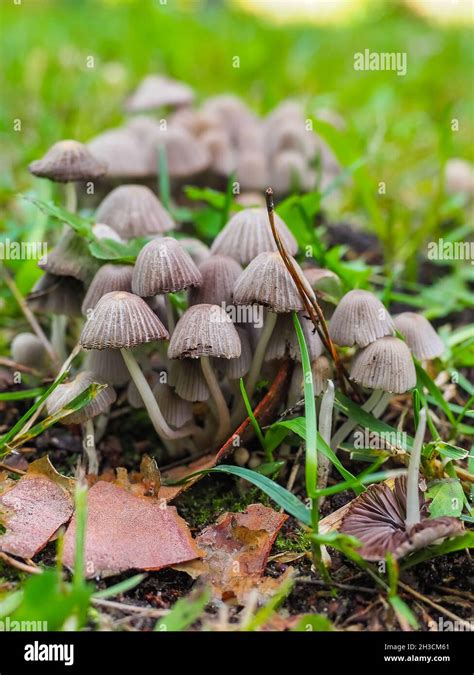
xmin=239 ymin=377 xmax=269 ymax=458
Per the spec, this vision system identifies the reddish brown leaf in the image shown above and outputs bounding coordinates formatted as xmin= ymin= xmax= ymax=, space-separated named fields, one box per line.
xmin=63 ymin=481 xmax=202 ymax=578
xmin=181 ymin=504 xmax=287 ymax=602
xmin=0 ymin=456 xmax=74 ymax=559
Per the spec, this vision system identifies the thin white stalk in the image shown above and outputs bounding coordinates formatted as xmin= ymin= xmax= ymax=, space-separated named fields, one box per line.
xmin=371 ymin=391 xmax=392 ymax=418
xmin=82 ymin=418 xmax=98 ymax=475
xmin=201 ymin=356 xmax=230 ymax=445
xmin=94 ymin=412 xmax=109 ymax=443
xmin=165 ymin=295 xmax=175 ymax=334
xmin=65 ymin=181 xmax=77 ymax=213
xmin=51 ymin=314 xmax=67 ymax=363
xmin=405 ymin=408 xmax=426 ymax=529
xmin=245 ymin=311 xmax=278 ymax=400
xmin=330 ymin=388 xmax=384 ymax=451
xmin=318 ymin=379 xmax=335 ymax=492
xmin=120 ymin=349 xmax=196 ymax=442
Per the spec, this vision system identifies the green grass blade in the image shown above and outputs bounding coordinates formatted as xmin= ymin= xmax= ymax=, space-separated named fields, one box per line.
xmin=239 ymin=377 xmax=268 ymax=457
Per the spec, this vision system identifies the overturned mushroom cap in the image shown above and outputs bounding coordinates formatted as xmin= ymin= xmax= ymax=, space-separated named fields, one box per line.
xmin=153 ymin=382 xmax=193 ymax=428
xmin=28 ymin=140 xmax=107 ymax=182
xmin=178 ymin=238 xmax=211 ymax=266
xmin=211 ymin=208 xmax=297 ymax=265
xmin=340 ymin=476 xmax=463 ymax=561
xmin=27 ymin=273 xmax=84 ymax=317
xmin=84 ymin=348 xmax=130 ymax=386
xmin=125 ymin=75 xmax=194 ymax=113
xmin=266 ymin=313 xmax=324 ymax=362
xmin=46 ymin=371 xmax=116 ymax=425
xmin=168 ymin=304 xmax=241 ymax=360
xmin=39 ymin=229 xmax=100 ymax=285
xmin=82 ymin=264 xmax=134 ymax=316
xmin=168 ymin=359 xmax=209 ymax=402
xmin=189 ymin=255 xmax=242 ymax=307
xmin=394 ymin=313 xmax=444 ymax=361
xmin=233 ymin=252 xmax=313 ymax=313
xmin=329 ymin=289 xmax=395 ymax=347
xmin=92 ymin=223 xmax=125 ymax=243
xmin=235 ymin=151 xmax=268 ymax=191
xmin=351 ymin=336 xmax=416 ymax=394
xmin=11 ymin=333 xmax=46 ymax=368
xmin=88 ymin=128 xmax=151 ymax=179
xmin=96 ymin=185 xmax=174 ymax=239
xmin=132 ymin=237 xmax=202 ymax=297
xmin=147 ymin=126 xmax=210 ymax=177
xmin=217 ymin=327 xmax=252 ymax=380
xmin=80 ymin=291 xmax=169 ymax=350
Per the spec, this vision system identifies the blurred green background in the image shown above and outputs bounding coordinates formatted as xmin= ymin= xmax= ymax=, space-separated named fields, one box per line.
xmin=0 ymin=0 xmax=472 ymax=274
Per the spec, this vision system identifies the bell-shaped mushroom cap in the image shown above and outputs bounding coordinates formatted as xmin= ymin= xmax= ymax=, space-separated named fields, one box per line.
xmin=88 ymin=128 xmax=150 ymax=179
xmin=201 ymin=128 xmax=236 ymax=176
xmin=235 ymin=151 xmax=268 ymax=192
xmin=46 ymin=371 xmax=116 ymax=425
xmin=394 ymin=313 xmax=444 ymax=361
xmin=147 ymin=126 xmax=210 ymax=177
xmin=303 ymin=266 xmax=341 ymax=297
xmin=218 ymin=327 xmax=252 ymax=380
xmin=351 ymin=336 xmax=416 ymax=394
xmin=271 ymin=150 xmax=309 ymax=193
xmin=125 ymin=75 xmax=195 ymax=113
xmin=233 ymin=252 xmax=312 ymax=313
xmin=168 ymin=304 xmax=241 ymax=360
xmin=340 ymin=476 xmax=463 ymax=561
xmin=95 ymin=185 xmax=174 ymax=239
xmin=27 ymin=273 xmax=84 ymax=317
xmin=234 ymin=192 xmax=266 ymax=208
xmin=153 ymin=382 xmax=193 ymax=428
xmin=202 ymin=95 xmax=257 ymax=143
xmin=168 ymin=359 xmax=209 ymax=402
xmin=80 ymin=291 xmax=169 ymax=350
xmin=84 ymin=348 xmax=130 ymax=386
xmin=211 ymin=208 xmax=297 ymax=265
xmin=92 ymin=223 xmax=124 ymax=243
xmin=268 ymin=122 xmax=316 ymax=160
xmin=132 ymin=237 xmax=202 ymax=297
xmin=329 ymin=289 xmax=395 ymax=347
xmin=312 ymin=355 xmax=333 ymax=396
xmin=170 ymin=108 xmax=222 ymax=136
xmin=178 ymin=238 xmax=211 ymax=266
xmin=265 ymin=313 xmax=323 ymax=362
xmin=189 ymin=255 xmax=242 ymax=307
xmin=39 ymin=230 xmax=100 ymax=285
xmin=10 ymin=333 xmax=46 ymax=368
xmin=82 ymin=264 xmax=134 ymax=316
xmin=28 ymin=140 xmax=107 ymax=182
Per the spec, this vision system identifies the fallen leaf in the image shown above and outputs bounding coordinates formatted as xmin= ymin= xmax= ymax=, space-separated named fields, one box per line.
xmin=0 ymin=456 xmax=74 ymax=559
xmin=63 ymin=481 xmax=202 ymax=578
xmin=179 ymin=504 xmax=287 ymax=602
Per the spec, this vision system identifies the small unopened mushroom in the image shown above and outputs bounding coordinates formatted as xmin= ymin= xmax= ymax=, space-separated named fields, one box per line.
xmin=211 ymin=207 xmax=297 ymax=265
xmin=233 ymin=251 xmax=313 ymax=399
xmin=168 ymin=303 xmax=241 ymax=444
xmin=80 ymin=291 xmax=195 ymax=443
xmin=29 ymin=139 xmax=106 ymax=212
xmin=189 ymin=255 xmax=242 ymax=307
xmin=340 ymin=411 xmax=463 ymax=560
xmin=10 ymin=333 xmax=46 ymax=369
xmin=132 ymin=237 xmax=202 ymax=331
xmin=46 ymin=371 xmax=116 ymax=474
xmin=96 ymin=185 xmax=174 ymax=239
xmin=329 ymin=289 xmax=395 ymax=348
xmin=394 ymin=312 xmax=444 ymax=361
xmin=125 ymin=75 xmax=195 ymax=113
xmin=82 ymin=264 xmax=134 ymax=316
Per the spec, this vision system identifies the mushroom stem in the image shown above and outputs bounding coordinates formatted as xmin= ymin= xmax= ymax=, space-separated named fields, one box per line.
xmin=371 ymin=391 xmax=392 ymax=419
xmin=245 ymin=311 xmax=278 ymax=400
xmin=405 ymin=408 xmax=426 ymax=529
xmin=330 ymin=389 xmax=384 ymax=451
xmin=51 ymin=315 xmax=67 ymax=363
xmin=165 ymin=295 xmax=175 ymax=333
xmin=200 ymin=356 xmax=231 ymax=445
xmin=318 ymin=380 xmax=334 ymax=493
xmin=65 ymin=181 xmax=77 ymax=214
xmin=120 ymin=349 xmax=197 ymax=442
xmin=82 ymin=419 xmax=98 ymax=475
